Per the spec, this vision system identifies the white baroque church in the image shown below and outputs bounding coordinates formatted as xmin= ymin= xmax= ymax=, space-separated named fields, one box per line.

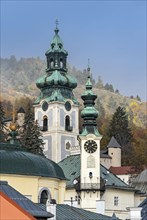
xmin=3 ymin=24 xmax=145 ymax=220
xmin=32 ymin=25 xmax=145 ymax=219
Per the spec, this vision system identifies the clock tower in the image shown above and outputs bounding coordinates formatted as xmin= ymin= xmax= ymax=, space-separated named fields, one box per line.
xmin=78 ymin=66 xmax=102 ymax=210
xmin=34 ymin=23 xmax=79 ymax=162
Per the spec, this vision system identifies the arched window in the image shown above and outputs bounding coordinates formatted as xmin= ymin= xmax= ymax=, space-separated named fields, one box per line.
xmin=87 ymin=155 xmax=95 ymax=168
xmin=60 ymin=58 xmax=63 ymax=68
xmin=65 ymin=115 xmax=70 ymax=131
xmin=50 ymin=58 xmax=54 ymax=68
xmin=39 ymin=189 xmax=51 ymax=205
xmin=43 ymin=116 xmax=48 ymax=131
xmin=40 ymin=190 xmax=48 ymax=204
xmin=66 ymin=141 xmax=71 ymax=150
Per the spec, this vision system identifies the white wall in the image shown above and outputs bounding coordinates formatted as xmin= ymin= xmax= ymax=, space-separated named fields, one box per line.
xmin=101 ymin=188 xmax=135 ymax=220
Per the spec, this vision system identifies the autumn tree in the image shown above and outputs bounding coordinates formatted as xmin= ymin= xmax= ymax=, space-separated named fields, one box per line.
xmin=0 ymin=102 xmax=7 ymax=142
xmin=1 ymin=99 xmax=13 ymax=117
xmin=107 ymin=106 xmax=132 ymax=153
xmin=20 ymin=103 xmax=44 ymax=156
xmin=131 ymin=125 xmax=147 ymax=171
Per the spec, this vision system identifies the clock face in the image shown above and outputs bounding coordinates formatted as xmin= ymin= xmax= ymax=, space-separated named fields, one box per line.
xmin=65 ymin=101 xmax=71 ymax=111
xmin=42 ymin=101 xmax=48 ymax=111
xmin=84 ymin=140 xmax=97 ymax=153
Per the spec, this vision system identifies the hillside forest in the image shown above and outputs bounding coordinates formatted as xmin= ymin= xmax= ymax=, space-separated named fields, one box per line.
xmin=0 ymin=56 xmax=147 ymax=170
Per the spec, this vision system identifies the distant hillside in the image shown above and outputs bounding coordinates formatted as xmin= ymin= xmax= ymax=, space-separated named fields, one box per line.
xmin=1 ymin=56 xmax=146 ymax=128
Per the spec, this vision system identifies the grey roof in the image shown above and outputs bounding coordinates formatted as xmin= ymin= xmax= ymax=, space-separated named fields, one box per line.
xmin=138 ymin=198 xmax=147 ymax=220
xmin=38 ymin=203 xmax=119 ymax=220
xmin=17 ymin=107 xmax=25 ymax=113
xmin=0 ymin=181 xmax=53 ymax=218
xmin=100 ymin=149 xmax=112 ymax=158
xmin=56 ymin=204 xmax=115 ymax=220
xmin=111 ymin=213 xmax=119 ymax=220
xmin=107 ymin=137 xmax=121 ymax=148
xmin=58 ymin=154 xmax=132 ymax=190
xmin=131 ymin=169 xmax=147 ymax=193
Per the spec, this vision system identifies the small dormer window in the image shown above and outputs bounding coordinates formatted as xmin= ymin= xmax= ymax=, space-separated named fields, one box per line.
xmin=59 ymin=44 xmax=62 ymax=49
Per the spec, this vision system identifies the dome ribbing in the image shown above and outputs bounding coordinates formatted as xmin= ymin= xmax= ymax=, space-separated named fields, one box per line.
xmin=0 ymin=142 xmax=66 ymax=180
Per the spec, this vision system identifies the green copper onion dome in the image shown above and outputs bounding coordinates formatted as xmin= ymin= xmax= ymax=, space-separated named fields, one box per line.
xmin=80 ymin=66 xmax=101 ymax=137
xmin=35 ymin=24 xmax=78 ymax=105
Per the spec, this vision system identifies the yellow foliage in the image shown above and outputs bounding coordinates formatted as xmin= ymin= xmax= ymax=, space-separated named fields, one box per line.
xmin=130 ymin=101 xmax=141 ymax=112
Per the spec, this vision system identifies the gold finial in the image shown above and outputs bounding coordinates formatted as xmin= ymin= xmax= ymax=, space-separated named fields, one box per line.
xmin=9 ymin=105 xmax=17 ymax=131
xmin=12 ymin=105 xmax=15 ymax=123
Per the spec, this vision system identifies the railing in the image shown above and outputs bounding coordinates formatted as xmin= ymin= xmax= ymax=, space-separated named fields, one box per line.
xmin=75 ymin=183 xmax=100 ymax=190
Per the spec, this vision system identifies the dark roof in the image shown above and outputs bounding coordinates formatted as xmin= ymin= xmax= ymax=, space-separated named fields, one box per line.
xmin=58 ymin=154 xmax=132 ymax=189
xmin=0 ymin=181 xmax=53 ymax=218
xmin=131 ymin=169 xmax=147 ymax=193
xmin=17 ymin=107 xmax=25 ymax=113
xmin=107 ymin=137 xmax=121 ymax=148
xmin=56 ymin=204 xmax=114 ymax=220
xmin=138 ymin=198 xmax=147 ymax=220
xmin=0 ymin=142 xmax=66 ymax=180
xmin=38 ymin=203 xmax=118 ymax=220
xmin=100 ymin=149 xmax=112 ymax=158
xmin=111 ymin=213 xmax=119 ymax=220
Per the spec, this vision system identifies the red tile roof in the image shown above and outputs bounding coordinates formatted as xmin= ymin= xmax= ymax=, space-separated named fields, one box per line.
xmin=109 ymin=166 xmax=136 ymax=175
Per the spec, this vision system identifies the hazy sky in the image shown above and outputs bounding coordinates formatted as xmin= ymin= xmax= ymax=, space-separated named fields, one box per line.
xmin=1 ymin=0 xmax=146 ymax=101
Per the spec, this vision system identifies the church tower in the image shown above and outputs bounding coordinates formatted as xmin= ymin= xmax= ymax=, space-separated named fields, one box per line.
xmin=34 ymin=23 xmax=79 ymax=162
xmin=78 ymin=66 xmax=102 ymax=210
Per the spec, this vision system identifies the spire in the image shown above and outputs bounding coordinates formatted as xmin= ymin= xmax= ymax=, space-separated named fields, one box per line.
xmin=80 ymin=65 xmax=101 ymax=137
xmin=35 ymin=23 xmax=78 ymax=105
xmin=8 ymin=109 xmax=20 ymax=145
xmin=85 ymin=59 xmax=92 ymax=90
xmin=54 ymin=19 xmax=59 ymax=34
xmin=87 ymin=58 xmax=90 ymax=75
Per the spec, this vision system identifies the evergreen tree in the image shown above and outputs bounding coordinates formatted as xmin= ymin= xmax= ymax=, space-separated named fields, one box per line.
xmin=109 ymin=84 xmax=114 ymax=92
xmin=0 ymin=102 xmax=7 ymax=142
xmin=115 ymin=89 xmax=119 ymax=94
xmin=96 ymin=76 xmax=104 ymax=89
xmin=107 ymin=96 xmax=117 ymax=114
xmin=136 ymin=95 xmax=141 ymax=102
xmin=107 ymin=106 xmax=132 ymax=148
xmin=20 ymin=103 xmax=44 ymax=155
xmin=96 ymin=98 xmax=105 ymax=128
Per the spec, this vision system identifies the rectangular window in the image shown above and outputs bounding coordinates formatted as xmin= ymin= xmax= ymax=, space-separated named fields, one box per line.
xmin=114 ymin=196 xmax=119 ymax=206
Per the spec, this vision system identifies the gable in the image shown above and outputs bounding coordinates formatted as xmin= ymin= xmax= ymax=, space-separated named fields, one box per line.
xmin=0 ymin=192 xmax=36 ymax=220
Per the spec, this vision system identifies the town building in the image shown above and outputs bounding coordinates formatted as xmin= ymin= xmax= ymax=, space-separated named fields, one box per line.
xmin=1 ymin=24 xmax=146 ymax=220
xmin=0 ymin=128 xmax=66 ymax=205
xmin=0 ymin=180 xmax=53 ymax=220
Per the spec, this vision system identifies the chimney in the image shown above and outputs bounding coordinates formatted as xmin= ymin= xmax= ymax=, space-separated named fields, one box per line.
xmin=46 ymin=199 xmax=56 ymax=220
